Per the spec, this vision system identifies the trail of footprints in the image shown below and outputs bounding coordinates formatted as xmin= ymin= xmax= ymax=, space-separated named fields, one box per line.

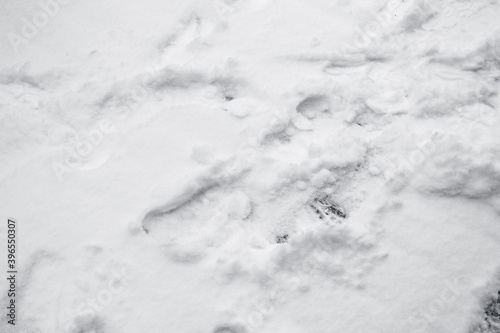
xmin=140 ymin=89 xmax=377 ymax=247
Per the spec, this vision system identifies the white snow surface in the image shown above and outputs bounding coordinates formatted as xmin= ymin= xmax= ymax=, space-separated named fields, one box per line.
xmin=1 ymin=0 xmax=500 ymax=332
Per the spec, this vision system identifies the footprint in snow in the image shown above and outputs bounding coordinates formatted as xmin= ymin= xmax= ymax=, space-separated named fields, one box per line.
xmin=141 ymin=186 xmax=252 ymax=262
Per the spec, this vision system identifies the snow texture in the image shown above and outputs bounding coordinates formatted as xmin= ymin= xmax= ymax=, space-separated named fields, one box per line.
xmin=1 ymin=0 xmax=500 ymax=332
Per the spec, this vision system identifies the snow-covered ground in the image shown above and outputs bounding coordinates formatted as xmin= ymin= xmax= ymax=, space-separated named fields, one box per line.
xmin=1 ymin=0 xmax=500 ymax=332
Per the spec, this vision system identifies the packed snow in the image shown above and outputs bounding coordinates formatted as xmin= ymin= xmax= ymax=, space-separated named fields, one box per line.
xmin=1 ymin=0 xmax=500 ymax=332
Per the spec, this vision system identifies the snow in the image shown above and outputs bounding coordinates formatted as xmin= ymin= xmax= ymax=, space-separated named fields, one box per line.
xmin=1 ymin=0 xmax=500 ymax=332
